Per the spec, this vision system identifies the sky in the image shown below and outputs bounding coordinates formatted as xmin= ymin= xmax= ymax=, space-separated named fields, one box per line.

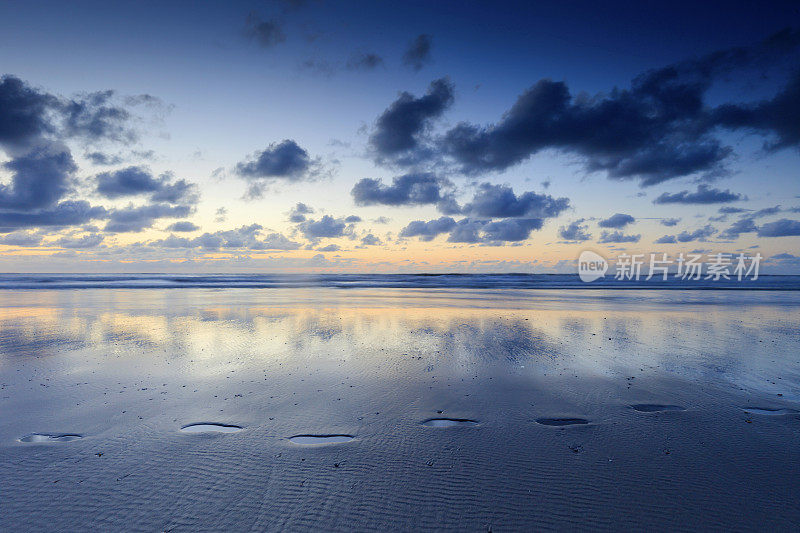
xmin=0 ymin=0 xmax=799 ymax=273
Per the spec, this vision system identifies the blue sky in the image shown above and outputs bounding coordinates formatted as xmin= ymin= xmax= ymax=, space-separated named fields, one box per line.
xmin=0 ymin=0 xmax=798 ymax=273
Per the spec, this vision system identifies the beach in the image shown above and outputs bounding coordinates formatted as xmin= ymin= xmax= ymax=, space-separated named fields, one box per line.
xmin=2 ymin=283 xmax=800 ymax=530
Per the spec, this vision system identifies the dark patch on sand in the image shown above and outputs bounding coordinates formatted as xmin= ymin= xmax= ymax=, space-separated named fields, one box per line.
xmin=421 ymin=418 xmax=479 ymax=428
xmin=631 ymin=404 xmax=686 ymax=412
xmin=535 ymin=418 xmax=589 ymax=426
xmin=741 ymin=407 xmax=798 ymax=416
xmin=288 ymin=434 xmax=354 ymax=444
xmin=180 ymin=423 xmax=243 ymax=433
xmin=19 ymin=433 xmax=82 ymax=443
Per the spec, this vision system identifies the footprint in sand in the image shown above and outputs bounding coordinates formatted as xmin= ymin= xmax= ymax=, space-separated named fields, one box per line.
xmin=421 ymin=418 xmax=478 ymax=428
xmin=535 ymin=418 xmax=589 ymax=426
xmin=288 ymin=434 xmax=354 ymax=444
xmin=631 ymin=404 xmax=686 ymax=413
xmin=19 ymin=433 xmax=82 ymax=443
xmin=741 ymin=407 xmax=798 ymax=416
xmin=181 ymin=423 xmax=243 ymax=433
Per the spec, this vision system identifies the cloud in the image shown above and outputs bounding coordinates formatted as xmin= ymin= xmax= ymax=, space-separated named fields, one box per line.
xmin=478 ymin=218 xmax=545 ymax=242
xmin=244 ymin=13 xmax=286 ymax=48
xmin=295 ymin=214 xmax=357 ymax=241
xmin=346 ymin=52 xmax=384 ymax=71
xmin=719 ymin=217 xmax=758 ymax=239
xmin=360 ymin=233 xmax=382 ymax=246
xmin=86 ymin=151 xmax=123 ymax=166
xmin=676 ymin=225 xmax=717 ymax=242
xmin=438 ymin=30 xmax=800 ymax=185
xmin=598 ymin=213 xmax=635 ymax=229
xmin=598 ymin=230 xmax=641 ymax=243
xmin=460 ymin=183 xmax=570 ymax=219
xmin=61 ymin=90 xmax=136 ymax=144
xmin=317 ymin=244 xmax=340 ymax=252
xmin=369 ymin=78 xmax=453 ymax=164
xmin=757 ymin=218 xmax=800 ymax=237
xmin=0 ymin=75 xmax=58 ymax=148
xmin=402 ymin=34 xmax=433 ymax=71
xmin=712 ymin=70 xmax=800 ymax=151
xmin=719 ymin=206 xmax=749 ymax=214
xmin=351 ymin=173 xmax=456 ymax=212
xmin=558 ymin=219 xmax=591 ymax=241
xmin=653 ymin=185 xmax=743 ymax=204
xmin=401 ymin=216 xmax=549 ymax=244
xmin=104 ymin=203 xmax=193 ymax=233
xmin=661 ymin=217 xmax=680 ymax=226
xmin=166 ymin=221 xmax=199 ymax=232
xmin=96 ymin=166 xmax=199 ymax=204
xmin=399 ymin=216 xmax=457 ymax=241
xmin=654 ymin=235 xmax=677 ymax=244
xmin=0 ymin=74 xmax=156 ymax=234
xmin=288 ymin=202 xmax=314 ymax=222
xmin=0 ymin=144 xmax=75 ymax=210
xmin=235 ymin=140 xmax=319 ymax=197
xmin=0 ymin=200 xmax=107 ymax=231
xmin=153 ymin=224 xmax=301 ymax=251
xmin=0 ymin=231 xmax=43 ymax=246
xmin=54 ymin=233 xmax=104 ymax=248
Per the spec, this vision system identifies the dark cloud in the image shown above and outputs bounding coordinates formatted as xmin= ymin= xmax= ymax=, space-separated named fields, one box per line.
xmin=166 ymin=221 xmax=199 ymax=232
xmin=351 ymin=173 xmax=456 ymax=212
xmin=558 ymin=219 xmax=591 ymax=241
xmin=153 ymin=224 xmax=301 ymax=251
xmin=346 ymin=52 xmax=384 ymax=71
xmin=399 ymin=216 xmax=457 ymax=241
xmin=446 ymin=218 xmax=489 ymax=243
xmin=360 ymin=233 xmax=382 ymax=246
xmin=0 ymin=200 xmax=107 ymax=231
xmin=95 ymin=166 xmax=199 ymax=205
xmin=55 ymin=233 xmax=104 ymax=249
xmin=712 ymin=70 xmax=800 ymax=151
xmin=235 ymin=141 xmax=318 ymax=197
xmin=402 ymin=34 xmax=433 ymax=71
xmin=460 ymin=183 xmax=570 ymax=219
xmin=599 ymin=230 xmax=641 ymax=243
xmin=676 ymin=225 xmax=717 ymax=242
xmin=479 ymin=218 xmax=545 ymax=242
xmin=0 ymin=75 xmax=155 ymax=234
xmin=757 ymin=218 xmax=800 ymax=237
xmin=598 ymin=213 xmax=635 ymax=229
xmin=0 ymin=75 xmax=57 ymax=148
xmin=86 ymin=151 xmax=123 ymax=166
xmin=296 ymin=214 xmax=357 ymax=241
xmin=719 ymin=206 xmax=749 ymax=214
xmin=753 ymin=205 xmax=782 ymax=217
xmin=653 ymin=185 xmax=743 ymax=204
xmin=0 ymin=231 xmax=43 ymax=246
xmin=719 ymin=217 xmax=757 ymax=239
xmin=401 ymin=216 xmax=548 ymax=244
xmin=438 ymin=30 xmax=800 ymax=185
xmin=244 ymin=14 xmax=286 ymax=48
xmin=661 ymin=217 xmax=681 ymax=226
xmin=654 ymin=235 xmax=677 ymax=244
xmin=0 ymin=145 xmax=75 ymax=210
xmin=104 ymin=203 xmax=193 ymax=233
xmin=288 ymin=202 xmax=314 ymax=223
xmin=62 ymin=90 xmax=135 ymax=143
xmin=369 ymin=78 xmax=454 ymax=164
xmin=317 ymin=244 xmax=340 ymax=252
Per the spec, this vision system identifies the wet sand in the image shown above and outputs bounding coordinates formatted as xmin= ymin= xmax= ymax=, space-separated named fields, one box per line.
xmin=1 ymin=288 xmax=799 ymax=530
